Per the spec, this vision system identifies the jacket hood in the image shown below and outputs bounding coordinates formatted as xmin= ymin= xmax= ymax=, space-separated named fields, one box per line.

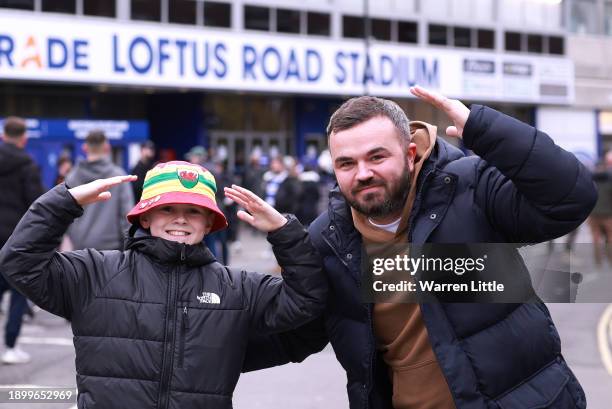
xmin=0 ymin=143 xmax=33 ymax=177
xmin=327 ymin=127 xmax=465 ymax=230
xmin=65 ymin=158 xmax=118 ymax=186
xmin=125 ymin=226 xmax=216 ymax=267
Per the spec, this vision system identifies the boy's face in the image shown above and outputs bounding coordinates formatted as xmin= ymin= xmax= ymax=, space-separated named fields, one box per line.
xmin=139 ymin=204 xmax=214 ymax=245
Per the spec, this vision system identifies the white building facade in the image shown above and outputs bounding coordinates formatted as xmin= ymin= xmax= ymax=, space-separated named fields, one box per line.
xmin=0 ymin=0 xmax=605 ymax=176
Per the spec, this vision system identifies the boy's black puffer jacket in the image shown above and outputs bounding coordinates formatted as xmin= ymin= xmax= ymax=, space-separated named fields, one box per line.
xmin=0 ymin=184 xmax=326 ymax=409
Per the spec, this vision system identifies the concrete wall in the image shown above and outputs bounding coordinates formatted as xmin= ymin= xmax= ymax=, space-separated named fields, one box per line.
xmin=568 ymin=35 xmax=612 ymax=108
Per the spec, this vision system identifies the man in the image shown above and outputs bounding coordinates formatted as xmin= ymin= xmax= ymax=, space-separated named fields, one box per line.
xmin=0 ymin=116 xmax=45 ymax=364
xmin=130 ymin=139 xmax=156 ymax=201
xmin=263 ymin=157 xmax=302 ymax=215
xmin=185 ymin=145 xmax=207 ymax=166
xmin=244 ymin=87 xmax=596 ymax=409
xmin=65 ymin=130 xmax=134 ymax=250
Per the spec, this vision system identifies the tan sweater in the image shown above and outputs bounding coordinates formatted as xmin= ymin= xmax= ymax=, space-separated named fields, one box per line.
xmin=352 ymin=122 xmax=456 ymax=409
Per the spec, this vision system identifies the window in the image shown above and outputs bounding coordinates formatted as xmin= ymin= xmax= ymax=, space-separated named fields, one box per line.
xmin=244 ymin=5 xmax=270 ymax=31
xmin=570 ymin=0 xmax=598 ymax=34
xmin=371 ymin=18 xmax=391 ymax=41
xmin=169 ymin=0 xmax=196 ymax=25
xmin=343 ymin=15 xmax=365 ymax=38
xmin=42 ymin=0 xmax=75 ymax=13
xmin=477 ymin=29 xmax=494 ymax=49
xmin=397 ymin=21 xmax=418 ymax=43
xmin=0 ymin=0 xmax=33 ymax=9
xmin=453 ymin=26 xmax=471 ymax=47
xmin=548 ymin=36 xmax=564 ymax=55
xmin=605 ymin=1 xmax=612 ymax=36
xmin=307 ymin=12 xmax=330 ymax=36
xmin=505 ymin=31 xmax=521 ymax=51
xmin=84 ymin=0 xmax=115 ymax=17
xmin=277 ymin=8 xmax=300 ymax=34
xmin=131 ymin=0 xmax=161 ymax=22
xmin=527 ymin=34 xmax=543 ymax=53
xmin=428 ymin=24 xmax=448 ymax=45
xmin=204 ymin=2 xmax=231 ymax=28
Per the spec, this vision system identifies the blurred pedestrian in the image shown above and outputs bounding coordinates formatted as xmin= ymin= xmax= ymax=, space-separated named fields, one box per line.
xmin=65 ymin=130 xmax=134 ymax=250
xmin=277 ymin=156 xmax=303 ymax=215
xmin=588 ymin=150 xmax=612 ymax=266
xmin=297 ymin=164 xmax=321 ymax=226
xmin=242 ymin=152 xmax=265 ymax=199
xmin=130 ymin=140 xmax=156 ymax=201
xmin=0 ymin=116 xmax=45 ymax=364
xmin=54 ymin=155 xmax=73 ymax=185
xmin=185 ymin=145 xmax=205 ymax=164
xmin=263 ymin=156 xmax=302 ymax=215
xmin=205 ymin=160 xmax=235 ymax=264
xmin=263 ymin=157 xmax=285 ymax=207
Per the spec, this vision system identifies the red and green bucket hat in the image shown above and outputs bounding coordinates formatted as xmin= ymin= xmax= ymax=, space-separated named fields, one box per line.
xmin=127 ymin=161 xmax=228 ymax=233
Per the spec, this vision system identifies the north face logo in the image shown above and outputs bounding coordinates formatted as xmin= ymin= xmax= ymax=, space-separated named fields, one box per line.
xmin=197 ymin=291 xmax=221 ymax=304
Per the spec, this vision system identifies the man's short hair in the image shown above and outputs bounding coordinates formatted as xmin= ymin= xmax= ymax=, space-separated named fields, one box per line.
xmin=3 ymin=116 xmax=27 ymax=139
xmin=85 ymin=130 xmax=107 ymax=148
xmin=327 ymin=96 xmax=411 ymax=146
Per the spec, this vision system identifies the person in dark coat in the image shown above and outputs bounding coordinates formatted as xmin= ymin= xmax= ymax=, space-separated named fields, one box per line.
xmin=0 ymin=116 xmax=45 ymax=365
xmin=243 ymin=87 xmax=596 ymax=409
xmin=270 ymin=156 xmax=303 ymax=215
xmin=130 ymin=140 xmax=156 ymax=201
xmin=0 ymin=161 xmax=326 ymax=409
xmin=297 ymin=164 xmax=321 ymax=226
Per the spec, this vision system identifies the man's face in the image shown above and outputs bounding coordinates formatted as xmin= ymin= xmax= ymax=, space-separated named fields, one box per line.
xmin=270 ymin=158 xmax=284 ymax=173
xmin=139 ymin=204 xmax=214 ymax=245
xmin=142 ymin=147 xmax=155 ymax=161
xmin=330 ymin=116 xmax=416 ymax=221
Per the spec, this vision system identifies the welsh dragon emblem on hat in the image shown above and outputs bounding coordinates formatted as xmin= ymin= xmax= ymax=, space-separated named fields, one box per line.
xmin=177 ymin=167 xmax=199 ymax=189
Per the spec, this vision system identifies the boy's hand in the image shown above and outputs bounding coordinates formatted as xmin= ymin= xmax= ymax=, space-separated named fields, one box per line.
xmin=68 ymin=175 xmax=137 ymax=206
xmin=224 ymin=185 xmax=288 ymax=232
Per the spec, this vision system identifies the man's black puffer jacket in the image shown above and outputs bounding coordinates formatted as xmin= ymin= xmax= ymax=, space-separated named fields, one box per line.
xmin=0 ymin=184 xmax=326 ymax=409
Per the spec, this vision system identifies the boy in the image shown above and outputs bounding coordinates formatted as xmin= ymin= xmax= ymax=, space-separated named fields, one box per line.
xmin=0 ymin=161 xmax=326 ymax=409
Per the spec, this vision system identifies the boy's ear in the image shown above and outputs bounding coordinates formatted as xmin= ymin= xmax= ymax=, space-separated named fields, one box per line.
xmin=204 ymin=218 xmax=214 ymax=235
xmin=203 ymin=211 xmax=215 ymax=235
xmin=140 ymin=213 xmax=151 ymax=228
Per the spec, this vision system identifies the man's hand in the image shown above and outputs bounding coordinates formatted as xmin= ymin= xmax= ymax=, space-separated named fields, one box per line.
xmin=410 ymin=85 xmax=470 ymax=138
xmin=68 ymin=175 xmax=137 ymax=206
xmin=224 ymin=185 xmax=288 ymax=232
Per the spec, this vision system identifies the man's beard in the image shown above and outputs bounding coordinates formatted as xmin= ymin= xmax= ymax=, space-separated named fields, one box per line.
xmin=343 ymin=164 xmax=412 ymax=219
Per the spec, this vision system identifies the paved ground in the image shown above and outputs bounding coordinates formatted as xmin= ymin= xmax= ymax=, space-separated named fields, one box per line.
xmin=0 ymin=224 xmax=610 ymax=408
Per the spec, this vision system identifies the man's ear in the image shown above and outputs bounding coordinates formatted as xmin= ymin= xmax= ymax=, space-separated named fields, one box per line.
xmin=140 ymin=213 xmax=151 ymax=228
xmin=406 ymin=142 xmax=417 ymax=172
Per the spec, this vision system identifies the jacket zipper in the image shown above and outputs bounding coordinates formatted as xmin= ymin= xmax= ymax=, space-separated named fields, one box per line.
xmin=178 ymin=306 xmax=189 ymax=368
xmin=157 ymin=244 xmax=185 ymax=409
xmin=321 ymin=233 xmax=349 ymax=269
xmin=365 ymin=303 xmax=376 ymax=409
